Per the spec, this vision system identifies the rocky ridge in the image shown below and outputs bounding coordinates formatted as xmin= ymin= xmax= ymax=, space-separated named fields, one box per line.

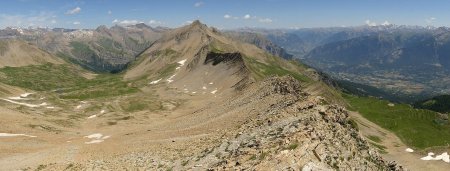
xmin=188 ymin=76 xmax=403 ymax=170
xmin=53 ymin=76 xmax=403 ymax=170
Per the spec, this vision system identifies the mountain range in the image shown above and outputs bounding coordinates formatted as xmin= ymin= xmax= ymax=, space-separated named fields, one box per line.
xmin=1 ymin=24 xmax=165 ymax=72
xmin=0 ymin=21 xmax=406 ymax=170
xmin=2 ymin=21 xmax=450 ymax=170
xmin=236 ymin=25 xmax=450 ymax=102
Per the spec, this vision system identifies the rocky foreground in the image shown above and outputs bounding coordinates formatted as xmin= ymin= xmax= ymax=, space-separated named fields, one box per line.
xmin=48 ymin=76 xmax=403 ymax=170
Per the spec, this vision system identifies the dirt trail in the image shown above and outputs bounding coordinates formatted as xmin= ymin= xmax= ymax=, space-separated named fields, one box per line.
xmin=349 ymin=111 xmax=449 ymax=170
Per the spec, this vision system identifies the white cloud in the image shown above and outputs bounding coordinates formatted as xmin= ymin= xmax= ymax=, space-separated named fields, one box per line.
xmin=184 ymin=20 xmax=193 ymax=25
xmin=194 ymin=2 xmax=204 ymax=7
xmin=225 ymin=14 xmax=272 ymax=23
xmin=66 ymin=7 xmax=81 ymax=15
xmin=425 ymin=17 xmax=436 ymax=24
xmin=108 ymin=10 xmax=112 ymax=15
xmin=365 ymin=20 xmax=377 ymax=26
xmin=224 ymin=14 xmax=239 ymax=20
xmin=258 ymin=18 xmax=273 ymax=23
xmin=149 ymin=19 xmax=163 ymax=26
xmin=112 ymin=19 xmax=143 ymax=26
xmin=0 ymin=11 xmax=57 ymax=28
xmin=381 ymin=20 xmax=391 ymax=26
xmin=73 ymin=21 xmax=80 ymax=25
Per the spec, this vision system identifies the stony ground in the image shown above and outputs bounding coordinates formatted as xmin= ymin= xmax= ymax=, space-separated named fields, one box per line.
xmin=0 ymin=76 xmax=404 ymax=170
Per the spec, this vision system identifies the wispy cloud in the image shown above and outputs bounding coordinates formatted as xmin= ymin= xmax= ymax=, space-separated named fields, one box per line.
xmin=365 ymin=20 xmax=377 ymax=26
xmin=108 ymin=10 xmax=112 ymax=15
xmin=425 ymin=17 xmax=436 ymax=24
xmin=73 ymin=21 xmax=81 ymax=25
xmin=65 ymin=7 xmax=81 ymax=15
xmin=258 ymin=18 xmax=273 ymax=23
xmin=381 ymin=20 xmax=391 ymax=26
xmin=149 ymin=19 xmax=163 ymax=26
xmin=194 ymin=2 xmax=204 ymax=7
xmin=112 ymin=19 xmax=143 ymax=26
xmin=224 ymin=14 xmax=272 ymax=23
xmin=0 ymin=11 xmax=57 ymax=28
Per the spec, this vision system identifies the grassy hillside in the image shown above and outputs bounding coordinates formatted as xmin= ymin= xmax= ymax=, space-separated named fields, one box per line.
xmin=0 ymin=63 xmax=138 ymax=100
xmin=344 ymin=94 xmax=450 ymax=149
xmin=243 ymin=56 xmax=311 ymax=83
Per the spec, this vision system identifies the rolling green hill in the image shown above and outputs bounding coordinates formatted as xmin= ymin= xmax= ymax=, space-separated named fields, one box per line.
xmin=344 ymin=94 xmax=450 ymax=149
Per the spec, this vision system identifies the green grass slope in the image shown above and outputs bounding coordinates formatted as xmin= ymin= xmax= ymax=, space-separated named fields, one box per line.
xmin=344 ymin=94 xmax=450 ymax=149
xmin=0 ymin=63 xmax=138 ymax=100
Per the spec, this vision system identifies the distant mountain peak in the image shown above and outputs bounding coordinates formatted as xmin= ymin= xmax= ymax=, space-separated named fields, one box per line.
xmin=95 ymin=25 xmax=109 ymax=32
xmin=132 ymin=23 xmax=153 ymax=29
xmin=191 ymin=20 xmax=202 ymax=26
xmin=187 ymin=20 xmax=208 ymax=30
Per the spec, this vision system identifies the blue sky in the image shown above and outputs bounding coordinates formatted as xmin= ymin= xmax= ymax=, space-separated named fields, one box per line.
xmin=0 ymin=0 xmax=449 ymax=29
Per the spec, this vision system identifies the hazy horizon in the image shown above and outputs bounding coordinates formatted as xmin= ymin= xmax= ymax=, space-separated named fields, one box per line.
xmin=1 ymin=0 xmax=449 ymax=29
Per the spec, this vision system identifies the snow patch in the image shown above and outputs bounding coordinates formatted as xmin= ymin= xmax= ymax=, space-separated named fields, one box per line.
xmin=211 ymin=89 xmax=218 ymax=94
xmin=85 ymin=133 xmax=103 ymax=139
xmin=420 ymin=152 xmax=450 ymax=163
xmin=177 ymin=59 xmax=187 ymax=66
xmin=1 ymin=98 xmax=47 ymax=108
xmin=85 ymin=140 xmax=104 ymax=144
xmin=0 ymin=133 xmax=36 ymax=138
xmin=84 ymin=133 xmax=110 ymax=144
xmin=76 ymin=105 xmax=82 ymax=109
xmin=209 ymin=82 xmax=214 ymax=85
xmin=100 ymin=110 xmax=105 ymax=114
xmin=46 ymin=106 xmax=55 ymax=109
xmin=164 ymin=59 xmax=187 ymax=84
xmin=8 ymin=96 xmax=28 ymax=100
xmin=202 ymin=86 xmax=207 ymax=90
xmin=167 ymin=74 xmax=176 ymax=83
xmin=149 ymin=78 xmax=162 ymax=85
xmin=405 ymin=148 xmax=414 ymax=152
xmin=87 ymin=115 xmax=97 ymax=119
xmin=20 ymin=93 xmax=33 ymax=98
xmin=7 ymin=93 xmax=33 ymax=100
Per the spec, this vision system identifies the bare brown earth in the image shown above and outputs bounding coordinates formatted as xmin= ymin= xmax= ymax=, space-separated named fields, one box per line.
xmin=0 ymin=74 xmax=402 ymax=170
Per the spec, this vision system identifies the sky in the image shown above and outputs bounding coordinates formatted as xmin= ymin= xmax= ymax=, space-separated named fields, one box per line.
xmin=0 ymin=0 xmax=449 ymax=29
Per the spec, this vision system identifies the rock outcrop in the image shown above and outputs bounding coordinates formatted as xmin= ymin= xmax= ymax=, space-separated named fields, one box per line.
xmin=131 ymin=76 xmax=403 ymax=170
xmin=190 ymin=76 xmax=403 ymax=170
